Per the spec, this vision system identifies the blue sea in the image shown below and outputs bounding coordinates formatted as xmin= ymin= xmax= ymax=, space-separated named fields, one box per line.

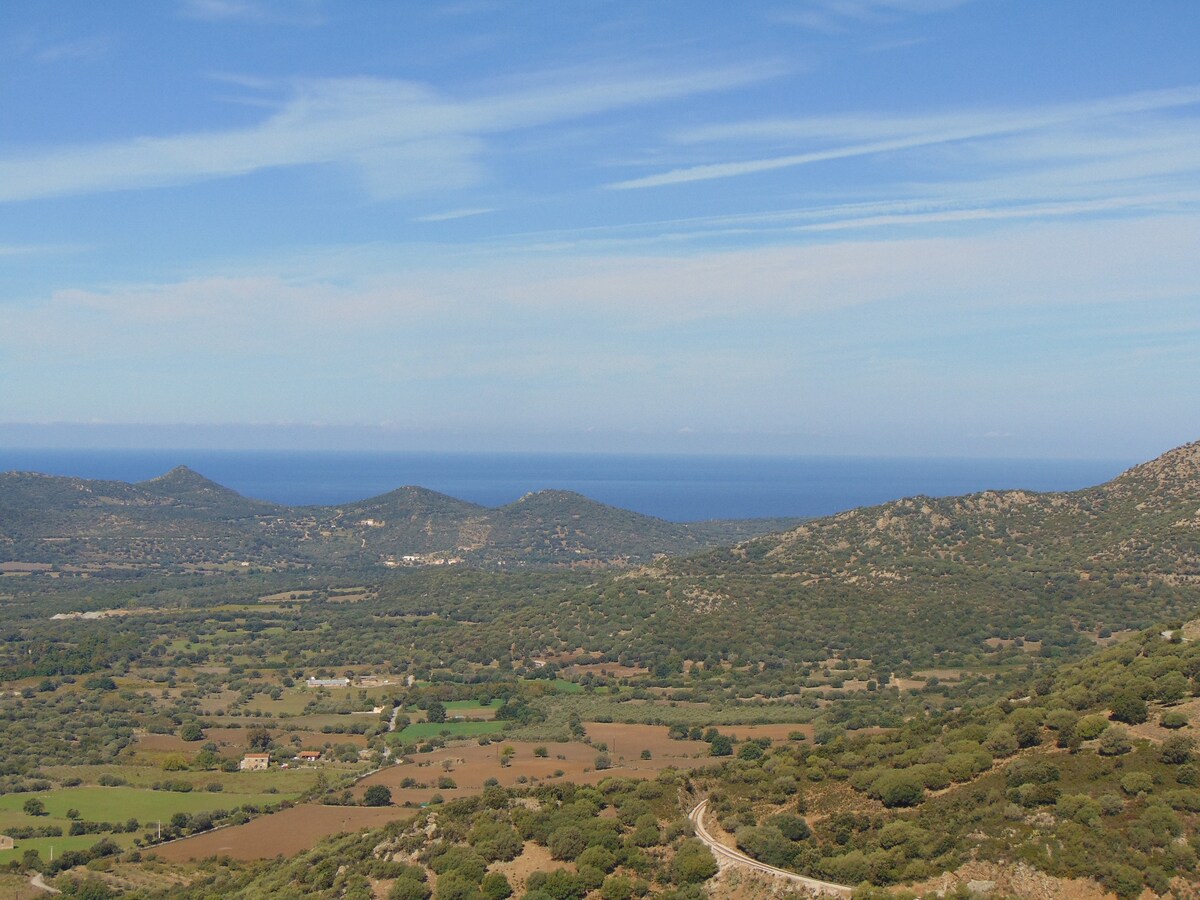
xmin=0 ymin=449 xmax=1133 ymax=522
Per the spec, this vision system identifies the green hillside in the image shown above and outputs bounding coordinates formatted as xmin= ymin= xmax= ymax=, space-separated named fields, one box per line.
xmin=0 ymin=468 xmax=802 ymax=571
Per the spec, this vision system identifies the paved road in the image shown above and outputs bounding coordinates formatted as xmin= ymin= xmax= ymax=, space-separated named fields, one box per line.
xmin=688 ymin=799 xmax=852 ymax=898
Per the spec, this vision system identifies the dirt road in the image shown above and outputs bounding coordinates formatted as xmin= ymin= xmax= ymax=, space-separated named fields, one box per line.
xmin=688 ymin=798 xmax=852 ymax=898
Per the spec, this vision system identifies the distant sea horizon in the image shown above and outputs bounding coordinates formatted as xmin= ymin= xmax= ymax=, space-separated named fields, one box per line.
xmin=0 ymin=449 xmax=1133 ymax=523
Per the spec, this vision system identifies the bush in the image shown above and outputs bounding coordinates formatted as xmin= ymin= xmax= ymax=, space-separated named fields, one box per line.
xmin=1120 ymin=772 xmax=1154 ymax=796
xmin=1160 ymin=734 xmax=1195 ymax=765
xmin=363 ymin=785 xmax=392 ymax=807
xmin=983 ymin=726 xmax=1018 ymax=757
xmin=1076 ymin=715 xmax=1110 ymax=740
xmin=526 ymin=869 xmax=584 ymax=900
xmin=1110 ymin=694 xmax=1148 ymax=725
xmin=480 ymin=872 xmax=512 ymax=900
xmin=1098 ymin=727 xmax=1133 ymax=756
xmin=433 ymin=871 xmax=482 ymax=900
xmin=671 ymin=839 xmax=718 ymax=885
xmin=1161 ymin=711 xmax=1190 ymax=729
xmin=872 ymin=770 xmax=925 ymax=808
xmin=547 ymin=825 xmax=586 ymax=861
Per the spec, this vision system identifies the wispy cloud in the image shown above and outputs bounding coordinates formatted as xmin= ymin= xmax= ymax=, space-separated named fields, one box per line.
xmin=5 ymin=213 xmax=1196 ymax=445
xmin=609 ymin=85 xmax=1200 ymax=189
xmin=0 ymin=64 xmax=776 ymax=204
xmin=0 ymin=243 xmax=84 ymax=257
xmin=414 ymin=207 xmax=497 ymax=222
xmin=772 ymin=0 xmax=969 ymax=33
xmin=34 ymin=34 xmax=112 ymax=63
xmin=179 ymin=0 xmax=324 ymax=25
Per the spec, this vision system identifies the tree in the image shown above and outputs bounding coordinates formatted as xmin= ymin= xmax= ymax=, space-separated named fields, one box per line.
xmin=432 ymin=872 xmax=481 ymax=900
xmin=426 ymin=701 xmax=447 ymax=724
xmin=1110 ymin=693 xmax=1148 ymax=725
xmin=873 ymin=771 xmax=925 ymax=808
xmin=246 ymin=726 xmax=273 ymax=752
xmin=1161 ymin=734 xmax=1195 ymax=765
xmin=671 ymin=839 xmax=718 ymax=884
xmin=1099 ymin=727 xmax=1133 ymax=756
xmin=548 ymin=825 xmax=587 ymax=861
xmin=480 ymin=873 xmax=513 ymax=900
xmin=23 ymin=798 xmax=47 ymax=816
xmin=709 ymin=735 xmax=733 ymax=757
xmin=389 ymin=877 xmax=431 ymax=900
xmin=179 ymin=722 xmax=205 ymax=742
xmin=363 ymin=785 xmax=393 ymax=807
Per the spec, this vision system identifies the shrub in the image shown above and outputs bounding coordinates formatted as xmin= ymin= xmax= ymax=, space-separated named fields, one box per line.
xmin=480 ymin=872 xmax=512 ymax=900
xmin=1161 ymin=711 xmax=1190 ymax=729
xmin=872 ymin=770 xmax=925 ymax=808
xmin=1110 ymin=693 xmax=1148 ymax=725
xmin=363 ymin=785 xmax=392 ymax=807
xmin=1120 ymin=772 xmax=1154 ymax=796
xmin=547 ymin=825 xmax=586 ymax=861
xmin=1076 ymin=715 xmax=1110 ymax=740
xmin=983 ymin=726 xmax=1018 ymax=757
xmin=671 ymin=839 xmax=718 ymax=884
xmin=1056 ymin=793 xmax=1101 ymax=825
xmin=1160 ymin=734 xmax=1195 ymax=765
xmin=1098 ymin=727 xmax=1133 ymax=756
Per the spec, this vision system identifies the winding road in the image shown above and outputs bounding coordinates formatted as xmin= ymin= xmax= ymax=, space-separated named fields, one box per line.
xmin=29 ymin=872 xmax=61 ymax=894
xmin=688 ymin=799 xmax=852 ymax=897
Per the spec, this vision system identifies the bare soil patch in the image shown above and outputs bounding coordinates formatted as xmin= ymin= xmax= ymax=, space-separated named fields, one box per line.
xmin=361 ymin=724 xmax=713 ymax=806
xmin=490 ymin=841 xmax=564 ymax=894
xmin=584 ymin=722 xmax=709 ymax=759
xmin=154 ymin=803 xmax=411 ymax=861
xmin=717 ymin=723 xmax=814 ymax=742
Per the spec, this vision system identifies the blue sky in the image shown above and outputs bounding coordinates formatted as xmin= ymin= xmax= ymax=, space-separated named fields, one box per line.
xmin=1 ymin=0 xmax=1198 ymax=458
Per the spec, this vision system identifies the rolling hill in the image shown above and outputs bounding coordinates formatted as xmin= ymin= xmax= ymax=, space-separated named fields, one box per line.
xmin=0 ymin=466 xmax=801 ymax=572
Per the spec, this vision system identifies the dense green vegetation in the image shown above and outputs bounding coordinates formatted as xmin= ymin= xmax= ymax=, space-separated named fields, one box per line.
xmin=1 ymin=439 xmax=1199 ymax=896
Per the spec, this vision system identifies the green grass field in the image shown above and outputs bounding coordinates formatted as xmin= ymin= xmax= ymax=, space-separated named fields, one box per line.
xmin=0 ymin=786 xmax=288 ymax=826
xmin=36 ymin=765 xmax=321 ymax=796
xmin=0 ymin=783 xmax=306 ymax=866
xmin=0 ymin=833 xmax=112 ymax=867
xmin=536 ymin=679 xmax=584 ymax=693
xmin=443 ymin=699 xmax=503 ymax=711
xmin=394 ymin=720 xmax=506 ymax=741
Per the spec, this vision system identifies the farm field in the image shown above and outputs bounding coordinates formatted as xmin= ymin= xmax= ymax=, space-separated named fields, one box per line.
xmin=0 ymin=786 xmax=283 ymax=824
xmin=364 ymin=723 xmax=714 ymax=805
xmin=0 ymin=785 xmax=297 ymax=866
xmin=153 ymin=803 xmax=412 ymax=862
xmin=38 ymin=764 xmax=323 ymax=796
xmin=132 ymin=727 xmax=371 ymax=758
xmin=394 ymin=720 xmax=505 ymax=740
xmin=715 ymin=723 xmax=815 ymax=742
xmin=442 ymin=698 xmax=502 ymax=718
